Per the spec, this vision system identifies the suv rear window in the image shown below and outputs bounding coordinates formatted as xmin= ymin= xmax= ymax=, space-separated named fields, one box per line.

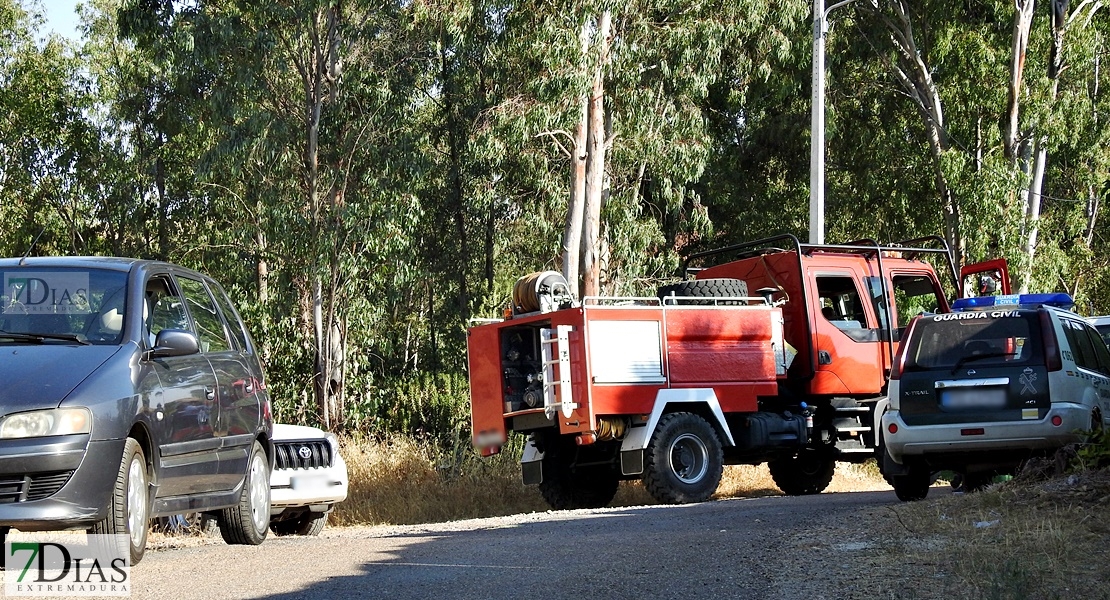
xmin=902 ymin=312 xmax=1044 ymax=371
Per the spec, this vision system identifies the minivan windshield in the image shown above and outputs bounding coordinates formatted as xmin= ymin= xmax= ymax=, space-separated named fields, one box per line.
xmin=903 ymin=312 xmax=1043 ymax=371
xmin=0 ymin=267 xmax=129 ymax=345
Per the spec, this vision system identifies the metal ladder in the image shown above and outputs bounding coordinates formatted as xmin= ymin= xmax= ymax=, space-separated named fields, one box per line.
xmin=540 ymin=325 xmax=576 ymax=419
xmin=833 ymin=403 xmax=875 ymax=455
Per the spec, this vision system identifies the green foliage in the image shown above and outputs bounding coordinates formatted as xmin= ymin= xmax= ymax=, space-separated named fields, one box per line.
xmin=346 ymin=372 xmax=472 ymax=449
xmin=3 ymin=0 xmax=1110 ymax=443
xmin=1073 ymin=429 xmax=1110 ymax=471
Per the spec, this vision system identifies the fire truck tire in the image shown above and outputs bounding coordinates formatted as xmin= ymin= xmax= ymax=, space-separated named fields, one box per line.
xmin=656 ymin=278 xmax=748 ymax=305
xmin=768 ymin=449 xmax=835 ymax=495
xmin=643 ymin=412 xmax=724 ymax=504
xmin=890 ymin=463 xmax=931 ymax=501
xmin=537 ymin=464 xmax=620 ymax=510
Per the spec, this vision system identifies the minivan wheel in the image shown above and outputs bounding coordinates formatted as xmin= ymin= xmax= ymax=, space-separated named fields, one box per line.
xmin=218 ymin=441 xmax=270 ymax=545
xmin=89 ymin=438 xmax=149 ymax=564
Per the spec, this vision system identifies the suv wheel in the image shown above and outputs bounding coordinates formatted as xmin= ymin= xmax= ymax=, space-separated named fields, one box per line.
xmin=271 ymin=511 xmax=329 ymax=536
xmin=890 ymin=463 xmax=931 ymax=501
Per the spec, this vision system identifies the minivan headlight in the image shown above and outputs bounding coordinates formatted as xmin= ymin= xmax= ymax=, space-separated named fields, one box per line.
xmin=0 ymin=408 xmax=92 ymax=438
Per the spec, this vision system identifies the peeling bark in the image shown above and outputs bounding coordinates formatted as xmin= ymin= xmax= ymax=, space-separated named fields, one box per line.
xmin=581 ymin=11 xmax=611 ymax=299
xmin=561 ymin=20 xmax=590 ymax=299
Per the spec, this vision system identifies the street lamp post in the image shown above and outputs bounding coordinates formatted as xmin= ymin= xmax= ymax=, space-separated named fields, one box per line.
xmin=810 ymin=0 xmax=860 ymax=245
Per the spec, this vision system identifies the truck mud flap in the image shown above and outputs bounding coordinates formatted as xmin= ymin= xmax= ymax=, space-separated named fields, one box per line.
xmin=521 ymin=437 xmax=543 ymax=485
xmin=621 ymin=449 xmax=644 ymax=476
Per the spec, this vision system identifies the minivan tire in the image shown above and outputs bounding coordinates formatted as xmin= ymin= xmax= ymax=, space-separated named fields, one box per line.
xmin=89 ymin=438 xmax=149 ymax=564
xmin=218 ymin=440 xmax=270 ymax=545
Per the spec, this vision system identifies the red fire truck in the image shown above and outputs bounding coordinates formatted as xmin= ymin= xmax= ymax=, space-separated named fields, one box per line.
xmin=467 ymin=234 xmax=1008 ymax=508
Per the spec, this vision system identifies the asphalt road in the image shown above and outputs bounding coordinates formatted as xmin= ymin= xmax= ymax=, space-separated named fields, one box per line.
xmin=130 ymin=488 xmax=941 ymax=600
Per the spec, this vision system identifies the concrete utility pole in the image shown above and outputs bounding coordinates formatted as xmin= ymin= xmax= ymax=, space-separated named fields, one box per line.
xmin=811 ymin=0 xmax=865 ymax=245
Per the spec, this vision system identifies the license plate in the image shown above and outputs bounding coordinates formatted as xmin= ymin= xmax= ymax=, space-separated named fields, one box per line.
xmin=939 ymin=387 xmax=1007 ymax=410
xmin=291 ymin=472 xmax=335 ymax=491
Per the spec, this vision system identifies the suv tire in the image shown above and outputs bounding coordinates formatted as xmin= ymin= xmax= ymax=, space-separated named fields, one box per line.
xmin=891 ymin=463 xmax=931 ymax=501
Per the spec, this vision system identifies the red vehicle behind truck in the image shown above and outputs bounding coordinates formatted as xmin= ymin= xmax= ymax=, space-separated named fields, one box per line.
xmin=467 ymin=234 xmax=1008 ymax=508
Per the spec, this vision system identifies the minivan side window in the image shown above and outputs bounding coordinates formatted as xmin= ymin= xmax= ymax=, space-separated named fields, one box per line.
xmin=177 ymin=276 xmax=230 ymax=353
xmin=147 ymin=275 xmax=189 ymax=343
xmin=209 ymin=283 xmax=249 ymax=353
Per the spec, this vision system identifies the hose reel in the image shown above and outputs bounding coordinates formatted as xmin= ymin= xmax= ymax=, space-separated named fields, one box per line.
xmin=512 ymin=271 xmax=577 ymax=315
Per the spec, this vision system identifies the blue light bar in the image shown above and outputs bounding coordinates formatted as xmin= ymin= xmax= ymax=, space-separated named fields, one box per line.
xmin=952 ymin=293 xmax=1074 ymax=311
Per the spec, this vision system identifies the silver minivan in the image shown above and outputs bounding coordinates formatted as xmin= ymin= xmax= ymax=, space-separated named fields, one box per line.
xmin=0 ymin=257 xmax=274 ymax=562
xmin=881 ymin=293 xmax=1107 ymax=500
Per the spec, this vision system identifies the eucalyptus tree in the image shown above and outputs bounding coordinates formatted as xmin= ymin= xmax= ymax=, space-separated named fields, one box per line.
xmin=0 ymin=0 xmax=105 ymax=257
xmin=850 ymin=0 xmax=1109 ymax=296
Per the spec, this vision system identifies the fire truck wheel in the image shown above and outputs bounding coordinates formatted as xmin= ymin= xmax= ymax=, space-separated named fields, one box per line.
xmin=643 ymin=412 xmax=724 ymax=504
xmin=768 ymin=449 xmax=835 ymax=495
xmin=890 ymin=463 xmax=931 ymax=501
xmin=656 ymin=278 xmax=748 ymax=306
xmin=537 ymin=464 xmax=620 ymax=510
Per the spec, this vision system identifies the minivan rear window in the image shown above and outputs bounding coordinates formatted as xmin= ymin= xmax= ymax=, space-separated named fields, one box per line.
xmin=902 ymin=312 xmax=1044 ymax=371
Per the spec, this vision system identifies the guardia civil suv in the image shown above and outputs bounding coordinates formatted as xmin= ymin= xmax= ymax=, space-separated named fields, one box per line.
xmin=881 ymin=293 xmax=1108 ymax=501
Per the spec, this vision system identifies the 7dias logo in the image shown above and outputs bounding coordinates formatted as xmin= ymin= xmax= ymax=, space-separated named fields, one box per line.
xmin=4 ymin=533 xmax=130 ymax=597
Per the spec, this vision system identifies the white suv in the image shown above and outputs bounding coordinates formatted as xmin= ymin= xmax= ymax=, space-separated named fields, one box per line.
xmin=881 ymin=293 xmax=1109 ymax=501
xmin=268 ymin=424 xmax=349 ymax=535
xmin=1089 ymin=315 xmax=1110 ymax=349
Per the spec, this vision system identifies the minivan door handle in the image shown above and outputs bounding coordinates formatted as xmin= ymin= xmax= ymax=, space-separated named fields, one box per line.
xmin=204 ymin=387 xmax=215 ymax=401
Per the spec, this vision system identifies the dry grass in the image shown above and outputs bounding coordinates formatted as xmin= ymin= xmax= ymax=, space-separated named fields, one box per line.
xmin=331 ymin=435 xmax=547 ymax=526
xmin=330 ymin=435 xmax=891 ymax=526
xmin=872 ymin=469 xmax=1110 ymax=600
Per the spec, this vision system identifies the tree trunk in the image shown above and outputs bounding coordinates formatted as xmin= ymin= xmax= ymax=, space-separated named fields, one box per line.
xmin=871 ymin=0 xmax=962 ymax=262
xmin=562 ymin=20 xmax=590 ymax=299
xmin=1004 ymin=1 xmax=1034 ymax=163
xmin=1021 ymin=0 xmax=1078 ymax=292
xmin=295 ymin=3 xmax=344 ymax=430
xmin=1021 ymin=141 xmax=1047 ymax=293
xmin=581 ymin=11 xmax=611 ymax=299
xmin=1085 ymin=184 xmax=1099 ymax=247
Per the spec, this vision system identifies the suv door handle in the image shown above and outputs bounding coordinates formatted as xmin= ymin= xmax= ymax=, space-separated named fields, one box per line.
xmin=205 ymin=387 xmax=216 ymax=401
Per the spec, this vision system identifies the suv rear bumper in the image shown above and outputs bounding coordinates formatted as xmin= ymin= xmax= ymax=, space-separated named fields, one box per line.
xmin=882 ymin=402 xmax=1089 ymax=466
